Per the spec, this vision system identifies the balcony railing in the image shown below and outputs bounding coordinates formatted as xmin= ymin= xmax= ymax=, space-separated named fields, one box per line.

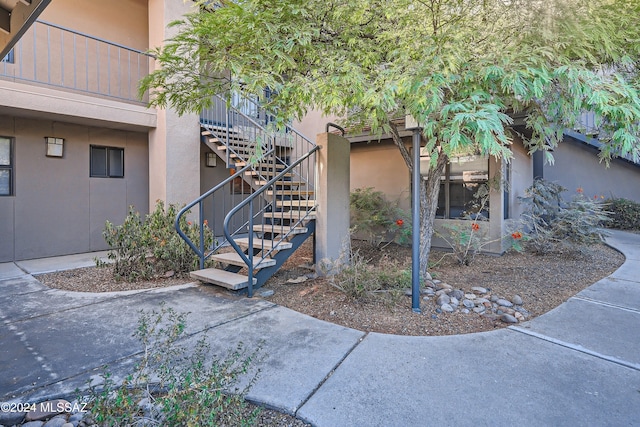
xmin=0 ymin=20 xmax=152 ymax=104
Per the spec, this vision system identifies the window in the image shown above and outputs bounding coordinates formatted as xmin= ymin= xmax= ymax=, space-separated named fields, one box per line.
xmin=0 ymin=137 xmax=13 ymax=196
xmin=90 ymin=146 xmax=124 ymax=178
xmin=1 ymin=49 xmax=14 ymax=64
xmin=421 ymin=156 xmax=489 ymax=219
xmin=229 ymin=168 xmax=252 ymax=194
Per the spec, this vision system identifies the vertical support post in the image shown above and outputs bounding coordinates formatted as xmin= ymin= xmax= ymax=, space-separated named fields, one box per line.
xmin=248 ymin=198 xmax=254 ymax=297
xmin=315 ymin=132 xmax=350 ymax=272
xmin=411 ymin=128 xmax=422 ymax=313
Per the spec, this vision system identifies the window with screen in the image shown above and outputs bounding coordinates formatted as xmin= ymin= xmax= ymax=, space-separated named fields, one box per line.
xmin=90 ymin=145 xmax=124 ymax=178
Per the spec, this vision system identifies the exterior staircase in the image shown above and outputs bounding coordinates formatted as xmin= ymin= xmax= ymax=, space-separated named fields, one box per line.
xmin=176 ymin=92 xmax=318 ymax=296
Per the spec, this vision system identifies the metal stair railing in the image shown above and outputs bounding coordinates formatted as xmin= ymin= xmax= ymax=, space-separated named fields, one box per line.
xmin=179 ymin=90 xmax=317 ymax=284
xmin=174 ymin=152 xmax=274 ymax=270
xmin=223 ymin=145 xmax=319 ymax=297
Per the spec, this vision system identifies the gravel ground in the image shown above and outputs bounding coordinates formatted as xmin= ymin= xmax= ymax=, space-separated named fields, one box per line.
xmin=37 ymin=240 xmax=624 ymax=337
xmin=264 ymin=239 xmax=624 ymax=336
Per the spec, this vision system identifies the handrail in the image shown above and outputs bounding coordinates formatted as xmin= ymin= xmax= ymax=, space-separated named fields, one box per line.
xmin=222 ymin=145 xmax=320 ymax=296
xmin=36 ymin=20 xmax=153 ymax=57
xmin=174 ymin=150 xmax=275 ymax=269
xmin=181 ymin=85 xmax=317 ymax=289
xmin=0 ymin=20 xmax=152 ymax=103
xmin=326 ymin=122 xmax=345 ymax=136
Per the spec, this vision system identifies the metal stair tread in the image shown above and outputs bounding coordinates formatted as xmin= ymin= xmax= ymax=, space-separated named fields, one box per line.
xmin=247 ymin=170 xmax=293 ymax=178
xmin=252 ymin=224 xmax=308 ymax=235
xmin=255 ymin=180 xmax=306 ymax=186
xmin=210 ymin=252 xmax=276 ymax=269
xmin=234 ymin=237 xmax=293 ymax=250
xmin=201 ymin=126 xmax=241 ymax=136
xmin=276 ymin=200 xmax=317 ymax=208
xmin=266 ymin=190 xmax=314 ymax=196
xmin=263 ymin=211 xmax=316 ymax=220
xmin=190 ymin=268 xmax=255 ymax=290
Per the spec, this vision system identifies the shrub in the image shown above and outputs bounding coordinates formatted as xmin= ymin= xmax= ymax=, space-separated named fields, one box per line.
xmin=322 ymin=246 xmax=417 ymax=302
xmin=603 ymin=197 xmax=640 ymax=230
xmin=103 ymin=201 xmax=214 ymax=281
xmin=350 ymin=187 xmax=410 ymax=247
xmin=518 ymin=180 xmax=609 ymax=253
xmin=84 ymin=305 xmax=260 ymax=426
xmin=436 ymin=182 xmax=525 ymax=265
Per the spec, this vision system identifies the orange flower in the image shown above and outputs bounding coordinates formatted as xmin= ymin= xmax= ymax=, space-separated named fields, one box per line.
xmin=187 ymin=221 xmax=192 ymax=226
xmin=576 ymin=187 xmax=584 ymax=194
xmin=511 ymin=231 xmax=523 ymax=240
xmin=396 ymin=219 xmax=404 ymax=227
xmin=203 ymin=219 xmax=209 ymax=226
xmin=471 ymin=223 xmax=480 ymax=231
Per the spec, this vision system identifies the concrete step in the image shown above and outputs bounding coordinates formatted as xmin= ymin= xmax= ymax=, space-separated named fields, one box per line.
xmin=234 ymin=237 xmax=293 ymax=251
xmin=210 ymin=252 xmax=276 ymax=269
xmin=252 ymin=224 xmax=308 ymax=235
xmin=190 ymin=268 xmax=255 ymax=290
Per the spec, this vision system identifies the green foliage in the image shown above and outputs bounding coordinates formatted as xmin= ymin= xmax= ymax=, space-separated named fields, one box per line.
xmin=603 ymin=197 xmax=640 ymax=230
xmin=140 ymin=0 xmax=640 ymax=282
xmin=103 ymin=200 xmax=214 ymax=281
xmin=85 ymin=305 xmax=260 ymax=427
xmin=141 ymin=0 xmax=640 ymax=166
xmin=519 ymin=180 xmax=610 ymax=253
xmin=323 ymin=247 xmax=417 ymax=302
xmin=436 ymin=182 xmax=525 ymax=265
xmin=350 ymin=187 xmax=411 ymax=247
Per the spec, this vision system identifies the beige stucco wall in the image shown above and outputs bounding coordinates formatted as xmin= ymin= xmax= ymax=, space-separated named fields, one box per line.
xmin=40 ymin=0 xmax=148 ymax=50
xmin=148 ymin=0 xmax=200 ymax=209
xmin=349 ymin=136 xmax=533 ymax=254
xmin=350 ymin=140 xmax=411 ymax=210
xmin=0 ymin=79 xmax=156 ymax=131
xmin=0 ymin=115 xmax=148 ymax=262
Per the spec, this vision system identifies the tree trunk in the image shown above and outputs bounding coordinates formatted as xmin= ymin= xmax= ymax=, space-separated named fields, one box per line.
xmin=388 ymin=121 xmax=447 ymax=278
xmin=419 ymin=150 xmax=447 ymax=277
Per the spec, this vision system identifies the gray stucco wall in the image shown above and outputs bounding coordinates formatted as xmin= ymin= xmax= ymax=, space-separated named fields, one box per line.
xmin=0 ymin=116 xmax=149 ymax=262
xmin=544 ymin=138 xmax=640 ymax=202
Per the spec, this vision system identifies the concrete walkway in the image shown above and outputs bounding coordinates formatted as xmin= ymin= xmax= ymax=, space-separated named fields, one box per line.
xmin=1 ymin=231 xmax=639 ymax=426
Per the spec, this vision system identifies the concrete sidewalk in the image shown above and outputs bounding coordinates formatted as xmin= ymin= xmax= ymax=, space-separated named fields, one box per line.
xmin=1 ymin=230 xmax=639 ymax=426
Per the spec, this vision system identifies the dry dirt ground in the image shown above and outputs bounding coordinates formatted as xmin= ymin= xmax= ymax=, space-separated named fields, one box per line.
xmin=35 ymin=239 xmax=623 ymax=426
xmin=38 ymin=239 xmax=624 ymax=336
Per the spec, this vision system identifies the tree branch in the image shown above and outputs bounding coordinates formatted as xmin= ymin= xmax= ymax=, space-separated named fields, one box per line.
xmin=388 ymin=120 xmax=414 ymax=173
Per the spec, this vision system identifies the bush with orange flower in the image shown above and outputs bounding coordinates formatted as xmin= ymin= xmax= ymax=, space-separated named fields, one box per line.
xmin=436 ymin=182 xmax=527 ymax=265
xmin=350 ymin=187 xmax=411 ymax=248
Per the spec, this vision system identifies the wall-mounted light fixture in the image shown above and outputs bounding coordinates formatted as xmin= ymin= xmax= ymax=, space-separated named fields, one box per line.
xmin=45 ymin=137 xmax=64 ymax=157
xmin=205 ymin=152 xmax=217 ymax=167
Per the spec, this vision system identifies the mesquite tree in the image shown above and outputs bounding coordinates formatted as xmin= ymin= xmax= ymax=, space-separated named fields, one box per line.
xmin=141 ymin=0 xmax=640 ymax=277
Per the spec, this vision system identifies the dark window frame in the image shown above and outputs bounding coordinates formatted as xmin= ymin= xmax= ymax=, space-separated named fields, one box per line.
xmin=1 ymin=49 xmax=14 ymax=64
xmin=90 ymin=145 xmax=124 ymax=178
xmin=434 ymin=158 xmax=490 ymax=220
xmin=0 ymin=136 xmax=14 ymax=196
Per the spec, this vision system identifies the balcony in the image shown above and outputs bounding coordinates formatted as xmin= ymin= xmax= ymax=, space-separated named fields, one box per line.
xmin=0 ymin=19 xmax=151 ymax=104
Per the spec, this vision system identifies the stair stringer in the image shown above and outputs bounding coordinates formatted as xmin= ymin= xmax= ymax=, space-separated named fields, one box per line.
xmin=252 ymin=220 xmax=316 ymax=289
